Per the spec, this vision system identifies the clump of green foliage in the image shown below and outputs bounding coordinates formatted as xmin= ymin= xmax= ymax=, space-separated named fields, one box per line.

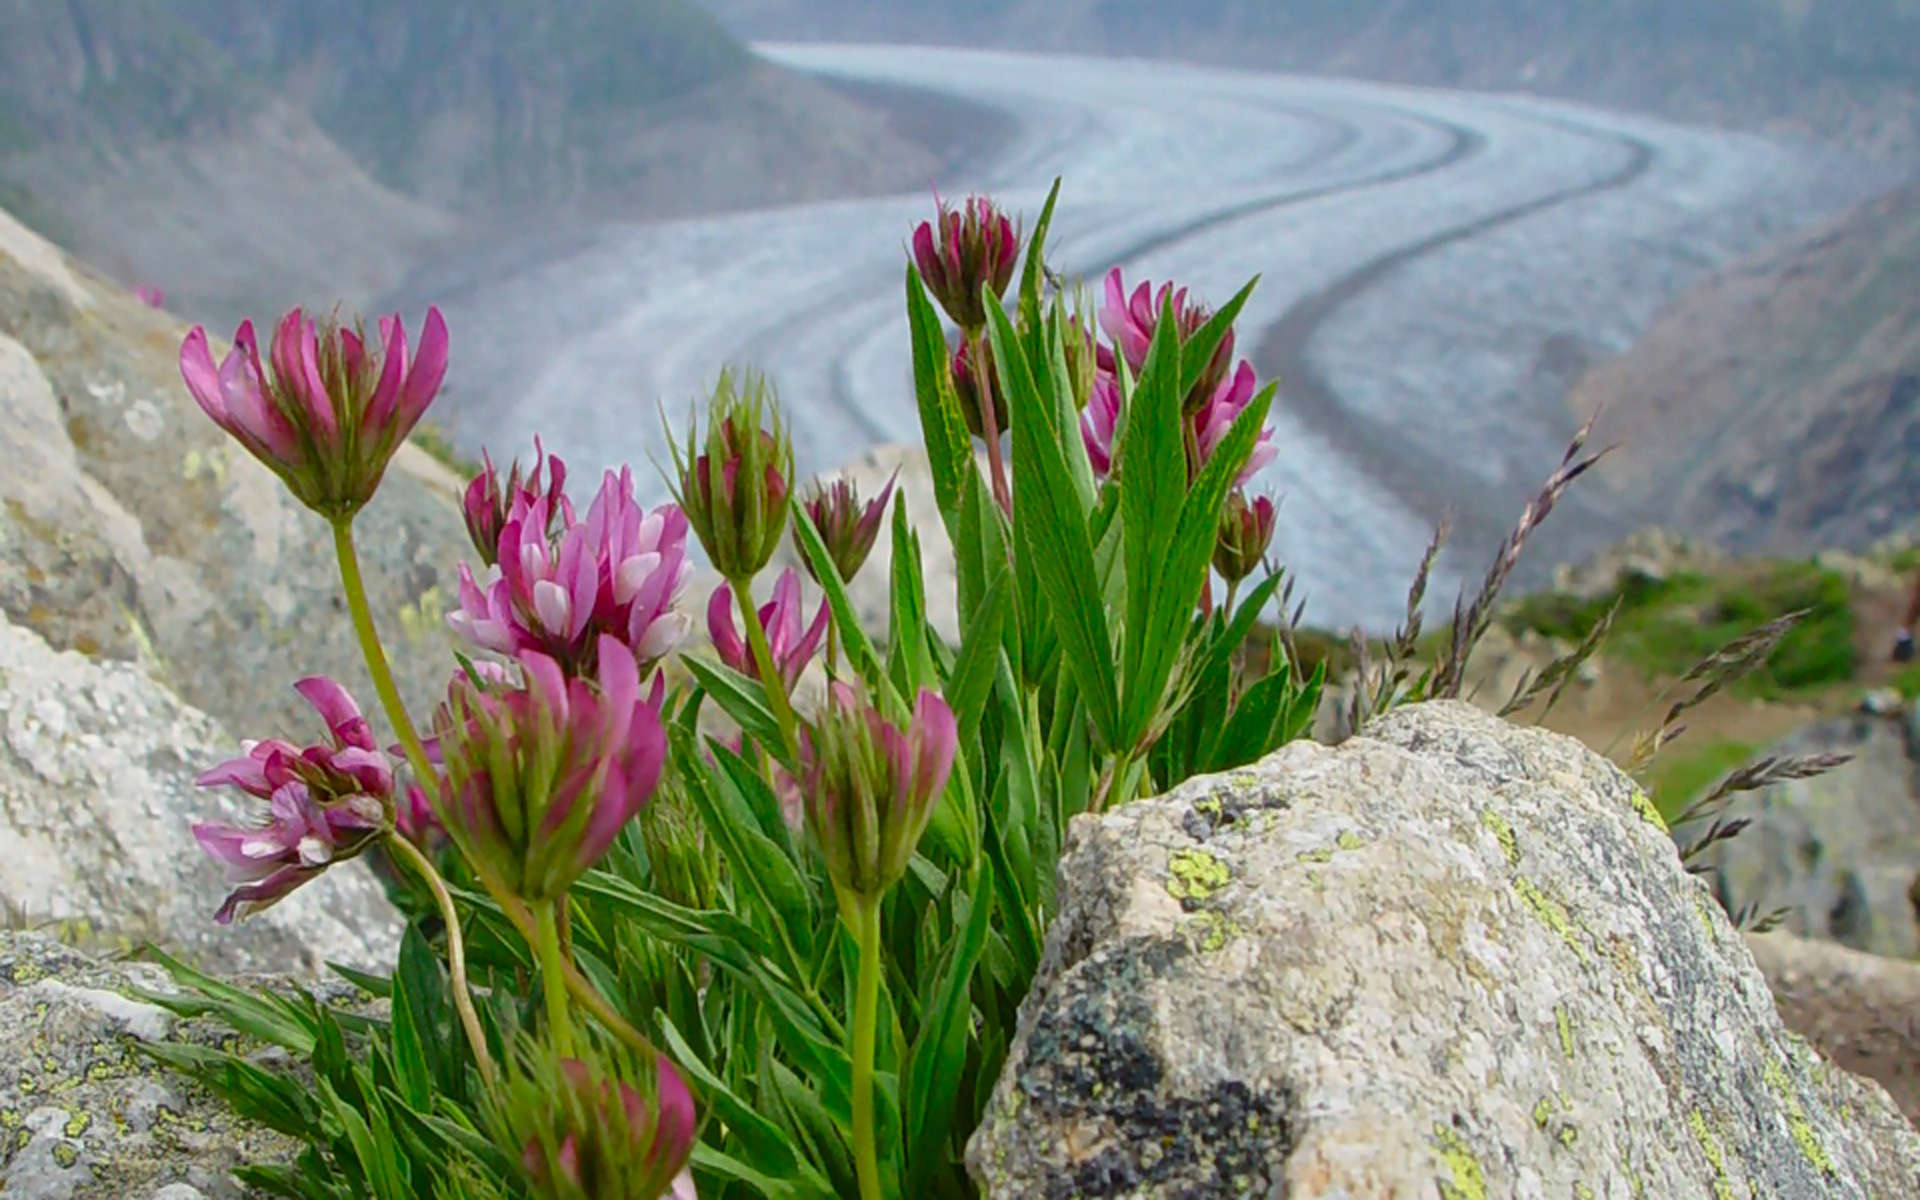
xmin=1505 ymin=560 xmax=1855 ymax=699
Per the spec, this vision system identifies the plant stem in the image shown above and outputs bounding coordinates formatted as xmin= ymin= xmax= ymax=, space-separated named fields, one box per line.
xmin=969 ymin=329 xmax=1012 ymax=515
xmin=732 ymin=575 xmax=803 ymax=763
xmin=483 ymin=880 xmax=662 ymax=1058
xmin=333 ymin=520 xmax=499 ymax=1079
xmin=330 ymin=519 xmax=436 ymax=789
xmin=845 ymin=893 xmax=885 ymax=1200
xmin=386 ymin=833 xmax=496 ymax=1086
xmin=530 ymin=899 xmax=575 ymax=1057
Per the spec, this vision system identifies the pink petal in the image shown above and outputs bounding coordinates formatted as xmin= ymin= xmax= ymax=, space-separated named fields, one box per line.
xmin=533 ymin=579 xmax=572 ymax=636
xmin=519 ymin=650 xmax=570 ymax=725
xmin=398 ymin=306 xmax=448 ymax=430
xmin=363 ymin=313 xmax=409 ymax=435
xmin=706 ymin=585 xmax=748 ymax=674
xmin=179 ymin=327 xmax=230 ymax=425
xmin=294 ymin=676 xmax=368 ymax=746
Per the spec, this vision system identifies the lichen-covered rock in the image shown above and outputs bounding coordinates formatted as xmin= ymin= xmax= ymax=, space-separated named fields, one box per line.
xmin=1694 ymin=706 xmax=1920 ymax=959
xmin=1749 ymin=930 xmax=1920 ymax=1129
xmin=0 ymin=607 xmax=400 ymax=976
xmin=0 ymin=199 xmax=471 ymax=742
xmin=969 ymin=700 xmax=1920 ymax=1198
xmin=0 ymin=932 xmax=313 ymax=1199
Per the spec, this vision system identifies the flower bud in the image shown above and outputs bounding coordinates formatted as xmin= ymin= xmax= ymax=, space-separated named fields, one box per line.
xmin=671 ymin=369 xmax=793 ymax=583
xmin=794 ymin=471 xmax=894 ymax=585
xmin=799 ymin=686 xmax=957 ymax=900
xmin=179 ymin=305 xmax=448 ymax=519
xmin=1213 ymin=491 xmax=1276 ymax=585
xmin=464 ymin=438 xmax=571 ymax=568
xmin=433 ymin=637 xmax=666 ymax=901
xmin=911 ymin=194 xmax=1020 ymax=333
xmin=496 ymin=1043 xmax=697 ymax=1200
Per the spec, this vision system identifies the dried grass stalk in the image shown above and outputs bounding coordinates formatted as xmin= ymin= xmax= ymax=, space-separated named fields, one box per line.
xmin=1435 ymin=414 xmax=1609 ymax=699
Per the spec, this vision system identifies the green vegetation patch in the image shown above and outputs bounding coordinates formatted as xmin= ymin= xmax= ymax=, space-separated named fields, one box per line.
xmin=1504 ymin=561 xmax=1855 ymax=699
xmin=1644 ymin=738 xmax=1757 ymax=824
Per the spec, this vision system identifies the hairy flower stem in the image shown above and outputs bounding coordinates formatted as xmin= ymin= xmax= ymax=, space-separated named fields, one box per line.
xmin=385 ymin=834 xmax=496 ymax=1085
xmin=531 ymin=899 xmax=575 ymax=1057
xmin=968 ymin=329 xmax=1012 ymax=514
xmin=732 ymin=575 xmax=802 ymax=763
xmin=843 ymin=892 xmax=885 ymax=1200
xmin=330 ymin=520 xmax=435 ymax=787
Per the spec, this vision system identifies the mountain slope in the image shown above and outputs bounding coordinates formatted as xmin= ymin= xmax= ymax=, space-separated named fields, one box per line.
xmin=705 ymin=0 xmax=1920 ymax=159
xmin=1568 ymin=182 xmax=1920 ymax=554
xmin=0 ymin=0 xmax=945 ymax=323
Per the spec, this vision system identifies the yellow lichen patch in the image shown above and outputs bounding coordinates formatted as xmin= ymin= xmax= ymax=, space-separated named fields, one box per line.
xmin=1627 ymin=787 xmax=1667 ymax=832
xmin=1336 ymin=830 xmax=1366 ymax=851
xmin=1762 ymin=1053 xmax=1837 ymax=1177
xmin=1186 ymin=911 xmax=1243 ymax=953
xmin=1296 ymin=848 xmax=1334 ymax=864
xmin=1555 ymin=1006 xmax=1575 ymax=1058
xmin=1514 ymin=877 xmax=1591 ymax=962
xmin=62 ymin=1110 xmax=90 ymax=1138
xmin=1166 ymin=848 xmax=1231 ymax=903
xmin=1689 ymin=1107 xmax=1736 ymax=1199
xmin=1532 ymin=1097 xmax=1552 ymax=1129
xmin=1479 ymin=810 xmax=1520 ymax=866
xmin=1431 ymin=1124 xmax=1487 ymax=1200
xmin=1575 ymin=1184 xmax=1595 ymax=1200
xmin=181 ymin=446 xmax=228 ymax=485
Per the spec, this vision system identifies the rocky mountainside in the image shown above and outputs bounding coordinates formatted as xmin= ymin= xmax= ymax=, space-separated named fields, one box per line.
xmin=0 ymin=0 xmax=945 ymax=325
xmin=0 ymin=196 xmax=472 ymax=752
xmin=708 ymin=0 xmax=1920 ymax=160
xmin=1568 ymin=181 xmax=1920 ymax=556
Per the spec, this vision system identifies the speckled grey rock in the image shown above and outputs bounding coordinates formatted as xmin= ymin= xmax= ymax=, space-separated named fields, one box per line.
xmin=0 ymin=199 xmax=471 ymax=743
xmin=0 ymin=607 xmax=401 ymax=976
xmin=969 ymin=700 xmax=1920 ymax=1198
xmin=0 ymin=932 xmax=309 ymax=1199
xmin=1693 ymin=707 xmax=1920 ymax=960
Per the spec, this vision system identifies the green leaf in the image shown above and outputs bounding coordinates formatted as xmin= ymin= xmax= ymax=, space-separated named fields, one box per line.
xmin=790 ymin=493 xmax=899 ymax=713
xmin=1136 ymin=379 xmax=1276 ymax=751
xmin=903 ymin=867 xmax=994 ymax=1195
xmin=661 ymin=1018 xmax=835 ymax=1199
xmin=322 ymin=1075 xmax=411 ymax=1200
xmin=989 ymin=295 xmax=1120 ymax=747
xmin=953 ymin=469 xmax=1015 ymax=677
xmin=944 ymin=567 xmax=1009 ymax=744
xmin=1116 ymin=287 xmax=1194 ymax=750
xmin=387 ymin=927 xmax=436 ymax=1110
xmin=887 ymin=494 xmax=936 ymax=695
xmin=1177 ymin=277 xmax=1257 ymax=405
xmin=327 ymin=962 xmax=392 ymax=999
xmin=1017 ymin=177 xmax=1062 ymax=325
xmin=906 ymin=265 xmax=975 ymax=526
xmin=138 ymin=1042 xmax=320 ymax=1139
xmin=1211 ymin=658 xmax=1326 ymax=770
xmin=136 ymin=947 xmax=319 ymax=1053
xmin=678 ymin=731 xmax=818 ymax=968
xmin=683 ymin=655 xmax=784 ymax=755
